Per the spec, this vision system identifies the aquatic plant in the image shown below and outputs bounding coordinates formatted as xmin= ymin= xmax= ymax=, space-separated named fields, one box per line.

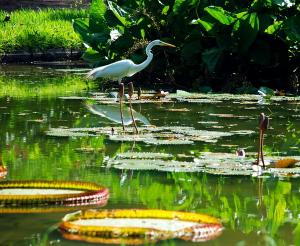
xmin=59 ymin=209 xmax=223 ymax=244
xmin=46 ymin=125 xmax=249 ymax=146
xmin=115 ymin=152 xmax=173 ymax=159
xmin=105 ymin=150 xmax=300 ymax=177
xmin=0 ymin=180 xmax=109 ymax=207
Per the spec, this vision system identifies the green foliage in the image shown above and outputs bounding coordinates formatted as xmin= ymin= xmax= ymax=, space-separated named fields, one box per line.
xmin=0 ymin=9 xmax=87 ymax=53
xmin=0 ymin=75 xmax=91 ymax=98
xmin=73 ymin=0 xmax=299 ymax=91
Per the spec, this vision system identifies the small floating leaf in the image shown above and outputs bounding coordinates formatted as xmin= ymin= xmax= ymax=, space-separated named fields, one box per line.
xmin=167 ymin=108 xmax=190 ymax=112
xmin=109 ymin=134 xmax=155 ymax=142
xmin=144 ymin=139 xmax=194 ymax=145
xmin=273 ymin=159 xmax=299 ymax=168
xmin=75 ymin=147 xmax=105 ymax=153
xmin=116 ymin=152 xmax=173 ymax=159
xmin=176 ymin=98 xmax=223 ymax=103
xmin=106 ymin=159 xmax=204 ymax=172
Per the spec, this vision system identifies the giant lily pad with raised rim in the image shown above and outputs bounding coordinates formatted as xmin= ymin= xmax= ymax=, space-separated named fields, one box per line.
xmin=59 ymin=209 xmax=223 ymax=244
xmin=0 ymin=181 xmax=109 ymax=209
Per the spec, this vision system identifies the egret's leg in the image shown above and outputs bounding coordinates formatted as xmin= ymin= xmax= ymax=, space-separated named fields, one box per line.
xmin=118 ymin=83 xmax=125 ymax=131
xmin=128 ymin=82 xmax=138 ymax=134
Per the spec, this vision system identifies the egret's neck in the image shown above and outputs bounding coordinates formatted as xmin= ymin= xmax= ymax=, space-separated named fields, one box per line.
xmin=133 ymin=41 xmax=157 ymax=73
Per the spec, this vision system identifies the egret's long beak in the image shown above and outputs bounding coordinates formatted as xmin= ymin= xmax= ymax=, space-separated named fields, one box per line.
xmin=160 ymin=41 xmax=176 ymax=48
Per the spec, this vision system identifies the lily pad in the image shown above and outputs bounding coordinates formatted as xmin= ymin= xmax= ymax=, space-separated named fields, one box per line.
xmin=176 ymin=98 xmax=223 ymax=103
xmin=59 ymin=209 xmax=223 ymax=244
xmin=46 ymin=125 xmax=252 ymax=145
xmin=208 ymin=113 xmax=249 ymax=119
xmin=166 ymin=108 xmax=190 ymax=112
xmin=109 ymin=134 xmax=155 ymax=142
xmin=105 ymin=150 xmax=300 ymax=177
xmin=0 ymin=180 xmax=109 ymax=207
xmin=144 ymin=139 xmax=194 ymax=145
xmin=75 ymin=147 xmax=105 ymax=153
xmin=116 ymin=152 xmax=173 ymax=159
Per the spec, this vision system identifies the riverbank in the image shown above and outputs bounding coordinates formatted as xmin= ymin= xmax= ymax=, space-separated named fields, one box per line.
xmin=0 ymin=8 xmax=87 ymax=63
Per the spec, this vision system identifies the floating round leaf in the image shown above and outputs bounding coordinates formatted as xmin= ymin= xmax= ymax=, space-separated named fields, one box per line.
xmin=0 ymin=180 xmax=109 ymax=207
xmin=116 ymin=152 xmax=173 ymax=159
xmin=59 ymin=209 xmax=223 ymax=244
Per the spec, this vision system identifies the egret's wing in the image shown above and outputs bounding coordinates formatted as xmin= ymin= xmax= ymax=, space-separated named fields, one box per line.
xmin=86 ymin=60 xmax=135 ymax=80
xmin=86 ymin=103 xmax=150 ymax=125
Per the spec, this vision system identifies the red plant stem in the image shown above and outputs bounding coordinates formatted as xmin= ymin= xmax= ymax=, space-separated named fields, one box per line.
xmin=260 ymin=130 xmax=265 ymax=168
xmin=257 ymin=129 xmax=262 ymax=165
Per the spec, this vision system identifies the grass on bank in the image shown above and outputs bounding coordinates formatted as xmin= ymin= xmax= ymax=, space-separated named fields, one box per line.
xmin=0 ymin=8 xmax=88 ymax=53
xmin=0 ymin=75 xmax=94 ymax=98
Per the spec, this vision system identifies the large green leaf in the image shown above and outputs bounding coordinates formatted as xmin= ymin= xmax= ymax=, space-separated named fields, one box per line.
xmin=107 ymin=0 xmax=130 ymax=27
xmin=202 ymin=47 xmax=223 ymax=72
xmin=173 ymin=0 xmax=198 ymax=14
xmin=233 ymin=13 xmax=259 ymax=53
xmin=73 ymin=18 xmax=92 ymax=44
xmin=82 ymin=48 xmax=107 ymax=65
xmin=265 ymin=21 xmax=283 ymax=34
xmin=204 ymin=6 xmax=236 ymax=25
xmin=191 ymin=18 xmax=215 ymax=32
xmin=89 ymin=0 xmax=109 ymax=34
xmin=251 ymin=0 xmax=272 ymax=10
xmin=90 ymin=32 xmax=109 ymax=45
xmin=284 ymin=16 xmax=300 ymax=42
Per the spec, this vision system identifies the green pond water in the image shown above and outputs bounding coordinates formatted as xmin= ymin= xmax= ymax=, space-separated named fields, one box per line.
xmin=0 ymin=65 xmax=300 ymax=245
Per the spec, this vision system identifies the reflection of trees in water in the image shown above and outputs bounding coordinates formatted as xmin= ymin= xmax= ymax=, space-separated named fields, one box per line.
xmin=112 ymin=171 xmax=300 ymax=244
xmin=1 ymin=143 xmax=299 ymax=243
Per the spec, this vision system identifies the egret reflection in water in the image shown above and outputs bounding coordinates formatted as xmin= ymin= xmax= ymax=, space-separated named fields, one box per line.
xmin=86 ymin=102 xmax=150 ymax=126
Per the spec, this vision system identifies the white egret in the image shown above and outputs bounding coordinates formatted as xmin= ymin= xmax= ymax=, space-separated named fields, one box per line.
xmin=86 ymin=39 xmax=175 ymax=133
xmin=86 ymin=39 xmax=175 ymax=82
